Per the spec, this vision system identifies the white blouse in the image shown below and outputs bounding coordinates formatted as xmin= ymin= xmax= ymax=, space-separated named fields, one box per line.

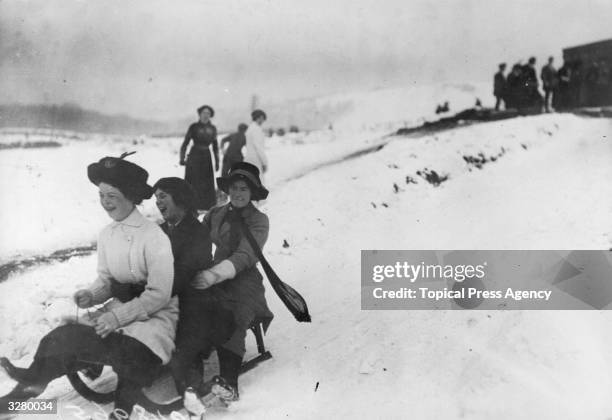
xmin=88 ymin=208 xmax=178 ymax=364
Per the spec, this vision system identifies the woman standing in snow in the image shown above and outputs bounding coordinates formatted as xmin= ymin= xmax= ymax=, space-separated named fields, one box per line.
xmin=180 ymin=105 xmax=220 ymax=212
xmin=244 ymin=109 xmax=268 ymax=178
xmin=181 ymin=162 xmax=274 ymax=412
xmin=0 ymin=155 xmax=177 ymax=419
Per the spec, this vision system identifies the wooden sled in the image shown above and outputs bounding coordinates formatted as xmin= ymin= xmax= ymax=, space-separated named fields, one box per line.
xmin=67 ymin=318 xmax=272 ymax=414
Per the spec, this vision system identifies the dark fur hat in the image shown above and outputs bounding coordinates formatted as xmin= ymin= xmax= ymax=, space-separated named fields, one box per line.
xmin=87 ymin=152 xmax=153 ymax=203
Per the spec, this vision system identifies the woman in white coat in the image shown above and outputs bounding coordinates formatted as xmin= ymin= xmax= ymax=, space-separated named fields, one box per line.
xmin=0 ymin=155 xmax=177 ymax=419
xmin=244 ymin=109 xmax=268 ymax=178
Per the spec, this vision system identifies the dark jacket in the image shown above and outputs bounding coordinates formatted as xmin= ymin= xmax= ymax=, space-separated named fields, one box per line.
xmin=203 ymin=202 xmax=274 ymax=333
xmin=161 ymin=214 xmax=235 ymax=346
xmin=221 ymin=131 xmax=246 ymax=163
xmin=522 ymin=64 xmax=538 ymax=89
xmin=160 ymin=214 xmax=212 ymax=296
xmin=180 ymin=121 xmax=219 ymax=166
xmin=494 ymin=71 xmax=506 ymax=96
xmin=541 ymin=64 xmax=558 ymax=90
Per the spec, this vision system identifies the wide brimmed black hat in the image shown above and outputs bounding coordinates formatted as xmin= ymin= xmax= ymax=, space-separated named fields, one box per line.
xmin=152 ymin=177 xmax=197 ymax=213
xmin=87 ymin=152 xmax=153 ymax=202
xmin=217 ymin=162 xmax=269 ymax=201
xmin=197 ymin=104 xmax=215 ymax=117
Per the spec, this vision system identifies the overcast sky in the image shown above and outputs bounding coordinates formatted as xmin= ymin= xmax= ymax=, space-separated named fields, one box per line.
xmin=1 ymin=0 xmax=611 ymax=120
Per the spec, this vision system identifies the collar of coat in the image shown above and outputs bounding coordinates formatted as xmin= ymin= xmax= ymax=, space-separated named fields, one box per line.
xmin=111 ymin=207 xmax=145 ymax=228
xmin=207 ymin=202 xmax=258 ymax=232
xmin=166 ymin=214 xmax=186 ymax=230
xmin=227 ymin=202 xmax=257 ymax=218
xmin=160 ymin=213 xmax=199 ymax=235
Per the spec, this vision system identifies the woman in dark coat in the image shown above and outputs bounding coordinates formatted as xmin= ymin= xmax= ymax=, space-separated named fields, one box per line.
xmin=189 ymin=162 xmax=274 ymax=406
xmin=153 ymin=177 xmax=212 ymax=297
xmin=180 ymin=105 xmax=220 ymax=211
xmin=152 ymin=177 xmax=234 ymax=414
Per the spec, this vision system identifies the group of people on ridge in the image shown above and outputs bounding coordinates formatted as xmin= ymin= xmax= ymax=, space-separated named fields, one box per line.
xmin=0 ymin=108 xmax=275 ymax=418
xmin=493 ymin=57 xmax=545 ymax=112
xmin=494 ymin=55 xmax=611 ymax=113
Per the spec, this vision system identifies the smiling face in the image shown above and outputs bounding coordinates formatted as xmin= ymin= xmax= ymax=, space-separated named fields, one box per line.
xmin=229 ymin=179 xmax=252 ymax=208
xmin=154 ymin=188 xmax=186 ymax=225
xmin=98 ymin=182 xmax=135 ymax=221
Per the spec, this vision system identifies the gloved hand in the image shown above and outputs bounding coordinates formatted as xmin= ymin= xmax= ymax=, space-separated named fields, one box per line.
xmin=94 ymin=312 xmax=120 ymax=338
xmin=191 ymin=270 xmax=220 ymax=290
xmin=191 ymin=260 xmax=236 ymax=289
xmin=73 ymin=289 xmax=94 ymax=308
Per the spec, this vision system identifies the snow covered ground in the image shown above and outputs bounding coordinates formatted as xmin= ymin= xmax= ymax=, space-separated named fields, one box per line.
xmin=0 ymin=127 xmax=386 ymax=262
xmin=0 ymin=81 xmax=490 ymax=262
xmin=0 ymin=109 xmax=611 ymax=419
xmin=256 ymin=113 xmax=612 ymax=420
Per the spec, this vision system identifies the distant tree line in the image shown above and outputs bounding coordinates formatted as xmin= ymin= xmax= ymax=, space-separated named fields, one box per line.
xmin=0 ymin=103 xmax=175 ymax=135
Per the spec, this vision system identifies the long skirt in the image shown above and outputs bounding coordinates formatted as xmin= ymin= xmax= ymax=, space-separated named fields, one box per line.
xmin=185 ymin=148 xmax=217 ymax=210
xmin=209 ymin=267 xmax=273 ymax=357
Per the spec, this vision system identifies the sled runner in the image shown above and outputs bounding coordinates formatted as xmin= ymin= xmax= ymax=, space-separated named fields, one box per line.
xmin=66 ymin=317 xmax=272 ymax=414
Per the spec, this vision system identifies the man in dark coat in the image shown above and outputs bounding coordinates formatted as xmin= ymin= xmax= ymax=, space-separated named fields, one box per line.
xmin=505 ymin=64 xmax=523 ymax=109
xmin=220 ymin=123 xmax=248 ymax=177
xmin=521 ymin=57 xmax=541 ymax=108
xmin=541 ymin=56 xmax=558 ymax=112
xmin=523 ymin=57 xmax=539 ymax=89
xmin=493 ymin=63 xmax=507 ymax=111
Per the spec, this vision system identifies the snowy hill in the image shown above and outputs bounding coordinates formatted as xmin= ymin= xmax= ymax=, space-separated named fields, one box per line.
xmin=0 ymin=104 xmax=180 ymax=135
xmin=266 ymin=82 xmax=490 ymax=132
xmin=1 ymin=110 xmax=611 ymax=419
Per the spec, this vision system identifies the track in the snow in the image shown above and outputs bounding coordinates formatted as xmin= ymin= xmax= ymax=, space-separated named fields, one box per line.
xmin=0 ymin=244 xmax=96 ymax=283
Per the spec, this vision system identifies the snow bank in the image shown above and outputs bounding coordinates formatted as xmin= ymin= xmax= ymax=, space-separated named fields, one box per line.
xmin=1 ymin=113 xmax=611 ymax=419
xmin=246 ymin=113 xmax=612 ymax=420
